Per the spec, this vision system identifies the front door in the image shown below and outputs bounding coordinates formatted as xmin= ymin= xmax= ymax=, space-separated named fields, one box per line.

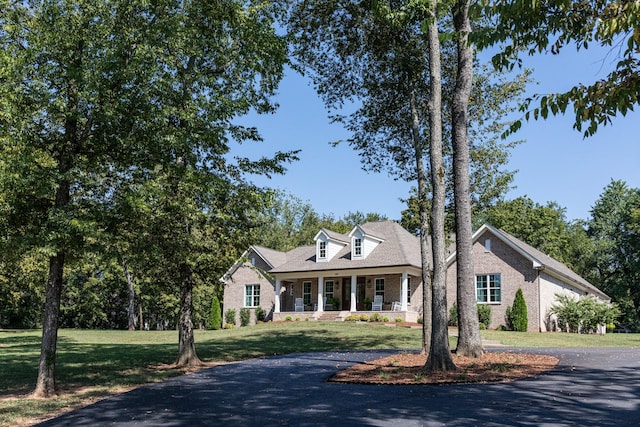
xmin=356 ymin=277 xmax=366 ymax=311
xmin=342 ymin=278 xmax=350 ymax=310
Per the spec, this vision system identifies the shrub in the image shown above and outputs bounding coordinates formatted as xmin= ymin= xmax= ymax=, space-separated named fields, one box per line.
xmin=383 ymin=316 xmax=389 ymax=322
xmin=549 ymin=294 xmax=620 ymax=333
xmin=255 ymin=306 xmax=266 ymax=323
xmin=240 ymin=308 xmax=251 ymax=326
xmin=448 ymin=303 xmax=458 ymax=327
xmin=224 ymin=308 xmax=236 ymax=326
xmin=417 ymin=316 xmax=423 ymax=324
xmin=478 ymin=322 xmax=487 ymax=330
xmin=477 ymin=304 xmax=492 ymax=328
xmin=359 ymin=314 xmax=369 ymax=322
xmin=369 ymin=313 xmax=384 ymax=322
xmin=395 ymin=317 xmax=403 ymax=323
xmin=208 ymin=296 xmax=222 ymax=330
xmin=507 ymin=288 xmax=528 ymax=332
xmin=223 ymin=323 xmax=235 ymax=329
xmin=449 ymin=303 xmax=490 ymax=328
xmin=285 ymin=315 xmax=292 ymax=321
xmin=345 ymin=315 xmax=359 ymax=321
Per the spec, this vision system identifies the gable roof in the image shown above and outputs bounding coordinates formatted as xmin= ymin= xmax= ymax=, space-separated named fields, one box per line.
xmin=314 ymin=228 xmax=349 ymax=244
xmin=449 ymin=224 xmax=609 ymax=301
xmin=221 ymin=245 xmax=286 ymax=282
xmin=251 ymin=245 xmax=287 ymax=269
xmin=270 ymin=220 xmax=421 ymax=274
xmin=348 ymin=224 xmax=385 ymax=242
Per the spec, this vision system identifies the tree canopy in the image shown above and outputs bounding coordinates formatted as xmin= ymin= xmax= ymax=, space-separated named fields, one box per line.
xmin=476 ymin=0 xmax=640 ymax=137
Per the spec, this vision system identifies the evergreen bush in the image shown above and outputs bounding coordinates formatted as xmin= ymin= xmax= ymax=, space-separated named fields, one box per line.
xmin=507 ymin=288 xmax=528 ymax=332
xmin=448 ymin=303 xmax=458 ymax=327
xmin=225 ymin=308 xmax=236 ymax=326
xmin=255 ymin=306 xmax=266 ymax=322
xmin=240 ymin=308 xmax=250 ymax=326
xmin=477 ymin=304 xmax=492 ymax=328
xmin=208 ymin=296 xmax=222 ymax=330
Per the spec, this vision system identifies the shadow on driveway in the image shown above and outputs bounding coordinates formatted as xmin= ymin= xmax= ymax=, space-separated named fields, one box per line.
xmin=37 ymin=348 xmax=640 ymax=426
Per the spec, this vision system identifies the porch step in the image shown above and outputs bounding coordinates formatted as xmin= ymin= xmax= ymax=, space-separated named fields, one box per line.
xmin=317 ymin=311 xmax=344 ymax=322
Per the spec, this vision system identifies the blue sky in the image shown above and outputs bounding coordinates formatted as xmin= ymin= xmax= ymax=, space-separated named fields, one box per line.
xmin=231 ymin=44 xmax=640 ymax=223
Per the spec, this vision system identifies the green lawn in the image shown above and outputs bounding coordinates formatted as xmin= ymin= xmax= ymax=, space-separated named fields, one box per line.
xmin=1 ymin=323 xmax=639 ymax=426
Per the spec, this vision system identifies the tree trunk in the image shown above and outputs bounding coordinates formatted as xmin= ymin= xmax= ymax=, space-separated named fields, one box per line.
xmin=175 ymin=263 xmax=202 ymax=366
xmin=452 ymin=0 xmax=484 ymax=358
xmin=424 ymin=0 xmax=456 ymax=372
xmin=33 ymin=252 xmax=65 ymax=397
xmin=123 ymin=259 xmax=136 ymax=331
xmin=33 ymin=158 xmax=72 ymax=397
xmin=410 ymin=89 xmax=432 ymax=356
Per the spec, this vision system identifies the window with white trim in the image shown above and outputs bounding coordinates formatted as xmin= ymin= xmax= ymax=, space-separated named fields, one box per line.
xmin=325 ymin=280 xmax=334 ymax=299
xmin=375 ymin=278 xmax=385 ymax=298
xmin=476 ymin=274 xmax=501 ymax=303
xmin=353 ymin=238 xmax=362 ymax=257
xmin=303 ymin=281 xmax=311 ymax=305
xmin=318 ymin=241 xmax=327 ymax=259
xmin=245 ymin=284 xmax=260 ymax=307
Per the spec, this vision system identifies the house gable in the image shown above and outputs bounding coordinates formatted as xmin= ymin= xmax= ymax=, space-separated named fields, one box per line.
xmin=348 ymin=225 xmax=384 ymax=260
xmin=313 ymin=229 xmax=348 ymax=262
xmin=446 ymin=223 xmax=610 ymax=332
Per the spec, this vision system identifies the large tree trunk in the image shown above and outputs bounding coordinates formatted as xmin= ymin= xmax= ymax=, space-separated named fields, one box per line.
xmin=452 ymin=0 xmax=484 ymax=358
xmin=175 ymin=263 xmax=202 ymax=366
xmin=33 ymin=176 xmax=71 ymax=397
xmin=424 ymin=1 xmax=456 ymax=372
xmin=33 ymin=252 xmax=65 ymax=397
xmin=410 ymin=89 xmax=432 ymax=355
xmin=123 ymin=259 xmax=136 ymax=331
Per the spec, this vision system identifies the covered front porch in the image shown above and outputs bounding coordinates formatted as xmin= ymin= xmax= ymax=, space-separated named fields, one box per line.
xmin=272 ymin=268 xmax=422 ymax=322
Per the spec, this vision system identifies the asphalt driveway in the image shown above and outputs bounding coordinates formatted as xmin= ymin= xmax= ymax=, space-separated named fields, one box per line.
xmin=38 ymin=347 xmax=640 ymax=426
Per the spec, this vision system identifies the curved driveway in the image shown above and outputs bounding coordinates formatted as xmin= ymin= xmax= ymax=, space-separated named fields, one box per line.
xmin=38 ymin=347 xmax=640 ymax=426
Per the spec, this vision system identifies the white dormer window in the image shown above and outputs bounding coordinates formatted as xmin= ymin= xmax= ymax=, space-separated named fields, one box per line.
xmin=354 ymin=238 xmax=362 ymax=257
xmin=319 ymin=241 xmax=327 ymax=260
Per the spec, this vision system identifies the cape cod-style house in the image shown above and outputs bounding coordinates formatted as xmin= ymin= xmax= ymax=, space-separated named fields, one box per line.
xmin=222 ymin=220 xmax=609 ymax=331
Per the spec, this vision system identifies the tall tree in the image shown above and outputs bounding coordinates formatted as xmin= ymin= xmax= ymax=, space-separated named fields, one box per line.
xmin=587 ymin=180 xmax=640 ymax=329
xmin=0 ymin=0 xmax=294 ymax=394
xmin=0 ymin=0 xmax=152 ymax=397
xmin=451 ymin=0 xmax=483 ymax=358
xmin=423 ymin=0 xmax=456 ymax=371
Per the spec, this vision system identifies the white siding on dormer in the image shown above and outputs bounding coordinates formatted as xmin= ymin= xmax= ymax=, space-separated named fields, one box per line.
xmin=315 ymin=232 xmax=346 ymax=262
xmin=362 ymin=235 xmax=381 ymax=258
xmin=326 ymin=239 xmax=344 ymax=260
xmin=348 ymin=225 xmax=383 ymax=259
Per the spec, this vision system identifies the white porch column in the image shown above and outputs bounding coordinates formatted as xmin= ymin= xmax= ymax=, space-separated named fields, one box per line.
xmin=350 ymin=275 xmax=357 ymax=312
xmin=317 ymin=276 xmax=324 ymax=312
xmin=401 ymin=271 xmax=408 ymax=311
xmin=275 ymin=279 xmax=281 ymax=313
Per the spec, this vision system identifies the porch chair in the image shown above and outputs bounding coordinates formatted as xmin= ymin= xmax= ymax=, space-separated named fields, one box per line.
xmin=391 ymin=301 xmax=401 ymax=311
xmin=294 ymin=298 xmax=304 ymax=312
xmin=372 ymin=295 xmax=383 ymax=311
xmin=314 ymin=296 xmax=327 ymax=311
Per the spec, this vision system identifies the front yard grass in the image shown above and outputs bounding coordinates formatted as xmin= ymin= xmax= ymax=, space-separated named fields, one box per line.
xmin=1 ymin=323 xmax=639 ymax=426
